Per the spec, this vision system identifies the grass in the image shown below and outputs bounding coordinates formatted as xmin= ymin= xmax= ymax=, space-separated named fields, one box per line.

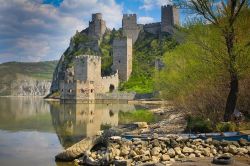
xmin=118 ymin=109 xmax=156 ymax=124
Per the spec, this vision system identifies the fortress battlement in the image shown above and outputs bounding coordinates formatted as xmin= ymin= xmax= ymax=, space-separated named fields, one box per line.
xmin=161 ymin=5 xmax=172 ymax=9
xmin=74 ymin=55 xmax=101 ymax=61
xmin=123 ymin=14 xmax=136 ymax=18
xmin=92 ymin=13 xmax=102 ymax=21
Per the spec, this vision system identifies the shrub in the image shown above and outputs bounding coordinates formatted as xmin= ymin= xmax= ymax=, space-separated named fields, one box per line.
xmin=215 ymin=122 xmax=237 ymax=132
xmin=186 ymin=116 xmax=213 ymax=133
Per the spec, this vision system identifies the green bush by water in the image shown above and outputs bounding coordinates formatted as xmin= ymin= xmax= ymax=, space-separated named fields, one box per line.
xmin=215 ymin=122 xmax=237 ymax=132
xmin=186 ymin=116 xmax=213 ymax=133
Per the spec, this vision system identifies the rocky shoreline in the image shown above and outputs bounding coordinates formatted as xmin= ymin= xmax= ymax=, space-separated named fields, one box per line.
xmin=55 ymin=106 xmax=249 ymax=165
xmin=72 ymin=133 xmax=250 ymax=166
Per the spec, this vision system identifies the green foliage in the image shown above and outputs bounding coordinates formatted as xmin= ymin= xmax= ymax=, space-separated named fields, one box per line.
xmin=120 ymin=32 xmax=178 ymax=94
xmin=215 ymin=122 xmax=237 ymax=132
xmin=155 ymin=9 xmax=250 ymax=120
xmin=118 ymin=109 xmax=156 ymax=124
xmin=72 ymin=31 xmax=91 ymax=44
xmin=186 ymin=116 xmax=213 ymax=133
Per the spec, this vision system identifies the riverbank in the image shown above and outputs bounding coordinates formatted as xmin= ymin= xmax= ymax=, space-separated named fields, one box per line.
xmin=60 ymin=132 xmax=250 ymax=166
xmin=55 ymin=104 xmax=250 ymax=166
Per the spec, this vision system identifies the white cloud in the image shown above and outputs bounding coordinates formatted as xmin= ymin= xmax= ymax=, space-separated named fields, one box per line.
xmin=0 ymin=0 xmax=123 ymax=63
xmin=138 ymin=16 xmax=155 ymax=24
xmin=140 ymin=0 xmax=172 ymax=11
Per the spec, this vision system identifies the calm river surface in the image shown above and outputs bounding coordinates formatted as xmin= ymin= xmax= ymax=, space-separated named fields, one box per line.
xmin=0 ymin=97 xmax=157 ymax=166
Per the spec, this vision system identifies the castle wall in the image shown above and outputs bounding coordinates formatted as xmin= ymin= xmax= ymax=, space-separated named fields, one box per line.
xmin=143 ymin=22 xmax=161 ymax=35
xmin=74 ymin=55 xmax=101 ymax=81
xmin=98 ymin=72 xmax=119 ymax=93
xmin=161 ymin=5 xmax=179 ymax=34
xmin=122 ymin=14 xmax=140 ymax=44
xmin=60 ymin=80 xmax=77 ymax=100
xmin=60 ymin=80 xmax=95 ymax=101
xmin=88 ymin=13 xmax=107 ymax=40
xmin=113 ymin=38 xmax=133 ymax=81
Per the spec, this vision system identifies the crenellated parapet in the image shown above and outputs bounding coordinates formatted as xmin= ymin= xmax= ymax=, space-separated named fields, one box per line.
xmin=161 ymin=5 xmax=179 ymax=33
xmin=122 ymin=13 xmax=140 ymax=44
xmin=74 ymin=55 xmax=101 ymax=62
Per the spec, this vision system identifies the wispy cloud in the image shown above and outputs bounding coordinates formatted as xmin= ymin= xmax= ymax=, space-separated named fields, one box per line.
xmin=140 ymin=0 xmax=172 ymax=11
xmin=138 ymin=16 xmax=155 ymax=24
xmin=0 ymin=0 xmax=123 ymax=63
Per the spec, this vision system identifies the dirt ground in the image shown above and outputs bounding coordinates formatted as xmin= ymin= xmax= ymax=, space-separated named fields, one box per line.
xmin=173 ymin=157 xmax=250 ymax=166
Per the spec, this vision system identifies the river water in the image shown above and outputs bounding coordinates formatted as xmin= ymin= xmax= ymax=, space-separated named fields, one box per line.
xmin=0 ymin=97 xmax=157 ymax=166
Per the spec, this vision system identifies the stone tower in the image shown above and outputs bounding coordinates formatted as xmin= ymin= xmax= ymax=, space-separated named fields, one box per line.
xmin=122 ymin=14 xmax=140 ymax=44
xmin=112 ymin=38 xmax=133 ymax=81
xmin=88 ymin=13 xmax=107 ymax=40
xmin=161 ymin=5 xmax=179 ymax=33
xmin=74 ymin=55 xmax=101 ymax=81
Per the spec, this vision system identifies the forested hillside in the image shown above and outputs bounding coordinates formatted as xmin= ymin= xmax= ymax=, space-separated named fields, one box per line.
xmin=0 ymin=61 xmax=57 ymax=95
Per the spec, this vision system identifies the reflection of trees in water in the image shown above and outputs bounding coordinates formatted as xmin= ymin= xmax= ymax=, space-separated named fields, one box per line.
xmin=0 ymin=97 xmax=53 ymax=131
xmin=0 ymin=97 xmax=50 ymax=120
xmin=49 ymin=103 xmax=136 ymax=148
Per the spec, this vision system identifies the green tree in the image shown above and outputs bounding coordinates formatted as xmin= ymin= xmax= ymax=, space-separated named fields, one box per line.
xmin=177 ymin=0 xmax=250 ymax=121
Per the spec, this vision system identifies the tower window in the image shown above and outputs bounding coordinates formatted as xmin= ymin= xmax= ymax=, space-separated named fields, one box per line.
xmin=118 ymin=60 xmax=121 ymax=63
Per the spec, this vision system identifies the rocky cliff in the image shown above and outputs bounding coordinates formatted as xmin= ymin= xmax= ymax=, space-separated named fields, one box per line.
xmin=0 ymin=61 xmax=56 ymax=96
xmin=10 ymin=80 xmax=51 ymax=96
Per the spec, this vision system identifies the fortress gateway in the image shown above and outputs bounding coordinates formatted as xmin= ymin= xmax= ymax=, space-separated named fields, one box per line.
xmin=55 ymin=5 xmax=179 ymax=102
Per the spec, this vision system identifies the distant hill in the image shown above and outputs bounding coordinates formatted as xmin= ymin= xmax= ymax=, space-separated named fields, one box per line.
xmin=0 ymin=61 xmax=57 ymax=95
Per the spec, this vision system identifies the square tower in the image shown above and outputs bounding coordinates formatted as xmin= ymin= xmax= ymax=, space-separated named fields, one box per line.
xmin=161 ymin=5 xmax=179 ymax=33
xmin=74 ymin=55 xmax=101 ymax=81
xmin=112 ymin=38 xmax=133 ymax=81
xmin=122 ymin=14 xmax=140 ymax=44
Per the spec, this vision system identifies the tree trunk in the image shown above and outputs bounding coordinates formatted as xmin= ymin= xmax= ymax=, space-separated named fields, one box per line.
xmin=224 ymin=73 xmax=239 ymax=121
xmin=223 ymin=28 xmax=239 ymax=122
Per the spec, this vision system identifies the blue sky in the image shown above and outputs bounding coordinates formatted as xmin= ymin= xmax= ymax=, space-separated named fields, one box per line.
xmin=0 ymin=0 xmax=186 ymax=63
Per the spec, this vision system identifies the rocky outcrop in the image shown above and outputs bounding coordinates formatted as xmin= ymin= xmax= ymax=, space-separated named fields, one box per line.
xmin=11 ymin=80 xmax=51 ymax=96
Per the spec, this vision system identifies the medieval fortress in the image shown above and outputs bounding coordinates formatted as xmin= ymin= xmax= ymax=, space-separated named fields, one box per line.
xmin=57 ymin=5 xmax=179 ymax=102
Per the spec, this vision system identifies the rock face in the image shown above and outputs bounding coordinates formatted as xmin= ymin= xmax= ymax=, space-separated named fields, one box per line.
xmin=11 ymin=80 xmax=51 ymax=96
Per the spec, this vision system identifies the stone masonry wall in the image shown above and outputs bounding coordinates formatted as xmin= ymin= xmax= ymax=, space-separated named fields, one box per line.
xmin=143 ymin=22 xmax=161 ymax=35
xmin=161 ymin=5 xmax=179 ymax=34
xmin=99 ymin=72 xmax=119 ymax=93
xmin=112 ymin=38 xmax=133 ymax=82
xmin=122 ymin=14 xmax=140 ymax=44
xmin=88 ymin=13 xmax=107 ymax=40
xmin=74 ymin=55 xmax=101 ymax=81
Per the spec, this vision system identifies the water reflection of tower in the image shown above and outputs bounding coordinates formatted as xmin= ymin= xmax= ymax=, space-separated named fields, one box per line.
xmin=50 ymin=103 xmax=119 ymax=148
